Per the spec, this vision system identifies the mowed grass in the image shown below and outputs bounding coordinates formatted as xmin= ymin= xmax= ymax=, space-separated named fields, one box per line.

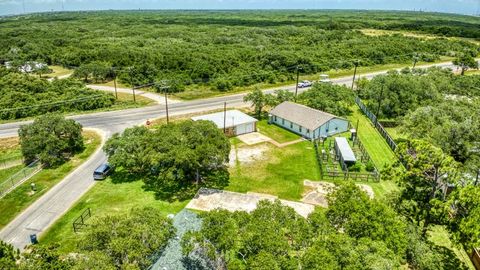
xmin=428 ymin=225 xmax=475 ymax=270
xmin=227 ymin=141 xmax=320 ymax=201
xmin=0 ymin=130 xmax=102 ymax=230
xmin=256 ymin=119 xmax=300 ymax=143
xmin=347 ymin=107 xmax=396 ymax=169
xmin=0 ymin=165 xmax=23 ymax=181
xmin=41 ymin=178 xmax=187 ymax=253
xmin=0 ymin=137 xmax=22 ymax=162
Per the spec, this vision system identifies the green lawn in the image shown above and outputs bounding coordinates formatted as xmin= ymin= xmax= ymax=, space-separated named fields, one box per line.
xmin=41 ymin=177 xmax=187 ymax=253
xmin=347 ymin=107 xmax=396 ymax=169
xmin=0 ymin=165 xmax=23 ymax=181
xmin=384 ymin=127 xmax=404 ymax=140
xmin=227 ymin=141 xmax=320 ymax=201
xmin=0 ymin=131 xmax=102 ymax=230
xmin=428 ymin=225 xmax=475 ymax=270
xmin=256 ymin=119 xmax=300 ymax=143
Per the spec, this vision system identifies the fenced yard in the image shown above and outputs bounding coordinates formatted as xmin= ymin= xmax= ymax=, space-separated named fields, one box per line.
xmin=314 ymin=133 xmax=380 ymax=182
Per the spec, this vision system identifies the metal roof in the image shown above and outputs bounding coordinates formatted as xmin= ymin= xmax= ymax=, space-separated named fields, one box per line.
xmin=269 ymin=101 xmax=341 ymax=131
xmin=335 ymin=137 xmax=356 ymax=163
xmin=191 ymin=110 xmax=257 ymax=129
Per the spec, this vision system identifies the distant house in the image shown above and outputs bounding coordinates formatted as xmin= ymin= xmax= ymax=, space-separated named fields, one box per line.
xmin=269 ymin=101 xmax=349 ymax=139
xmin=191 ymin=110 xmax=258 ymax=136
xmin=5 ymin=61 xmax=47 ymax=73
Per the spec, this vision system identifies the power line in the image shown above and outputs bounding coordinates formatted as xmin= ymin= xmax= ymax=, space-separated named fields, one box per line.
xmin=0 ymin=95 xmax=106 ymax=113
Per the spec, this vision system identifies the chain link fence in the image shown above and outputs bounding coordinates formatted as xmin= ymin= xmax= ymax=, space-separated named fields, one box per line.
xmin=0 ymin=159 xmax=42 ymax=199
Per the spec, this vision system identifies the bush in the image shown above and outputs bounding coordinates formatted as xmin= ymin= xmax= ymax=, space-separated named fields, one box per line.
xmin=348 ymin=163 xmax=362 ymax=172
xmin=365 ymin=161 xmax=376 ymax=172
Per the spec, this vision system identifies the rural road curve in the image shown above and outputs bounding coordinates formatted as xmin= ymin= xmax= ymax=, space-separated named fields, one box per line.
xmin=0 ymin=60 xmax=459 ymax=250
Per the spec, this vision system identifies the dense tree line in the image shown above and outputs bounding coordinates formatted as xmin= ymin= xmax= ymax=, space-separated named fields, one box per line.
xmin=182 ymin=185 xmax=463 ymax=269
xmin=0 ymin=67 xmax=115 ymax=120
xmin=0 ymin=11 xmax=478 ymax=92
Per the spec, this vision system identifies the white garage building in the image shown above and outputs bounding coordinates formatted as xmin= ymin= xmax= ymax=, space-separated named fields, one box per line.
xmin=191 ymin=110 xmax=258 ymax=136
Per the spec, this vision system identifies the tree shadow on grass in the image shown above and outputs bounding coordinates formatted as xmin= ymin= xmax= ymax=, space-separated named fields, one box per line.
xmin=143 ymin=168 xmax=230 ymax=203
xmin=109 ymin=169 xmax=143 ymax=184
xmin=433 ymin=244 xmax=470 ymax=270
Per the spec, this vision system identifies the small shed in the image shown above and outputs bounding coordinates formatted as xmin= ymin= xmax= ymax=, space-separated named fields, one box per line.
xmin=191 ymin=110 xmax=257 ymax=136
xmin=334 ymin=137 xmax=356 ymax=166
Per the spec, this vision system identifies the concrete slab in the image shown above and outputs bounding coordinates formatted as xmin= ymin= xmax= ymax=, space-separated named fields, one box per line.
xmin=187 ymin=188 xmax=315 ymax=218
xmin=237 ymin=132 xmax=272 ymax=145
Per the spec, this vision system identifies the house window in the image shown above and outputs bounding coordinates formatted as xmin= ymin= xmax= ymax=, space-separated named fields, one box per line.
xmin=307 ymin=129 xmax=310 ymax=134
xmin=290 ymin=122 xmax=293 ymax=129
xmin=282 ymin=119 xmax=285 ymax=125
xmin=274 ymin=116 xmax=277 ymax=121
xmin=299 ymin=126 xmax=302 ymax=132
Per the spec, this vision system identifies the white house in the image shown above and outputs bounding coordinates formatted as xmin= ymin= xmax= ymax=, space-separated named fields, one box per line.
xmin=191 ymin=110 xmax=258 ymax=136
xmin=269 ymin=101 xmax=349 ymax=139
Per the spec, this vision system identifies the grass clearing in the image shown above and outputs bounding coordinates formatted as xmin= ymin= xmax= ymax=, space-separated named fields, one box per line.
xmin=347 ymin=107 xmax=396 ymax=169
xmin=41 ymin=177 xmax=187 ymax=253
xmin=0 ymin=130 xmax=102 ymax=230
xmin=385 ymin=127 xmax=404 ymax=140
xmin=256 ymin=119 xmax=300 ymax=143
xmin=428 ymin=225 xmax=475 ymax=269
xmin=227 ymin=141 xmax=320 ymax=201
xmin=0 ymin=137 xmax=21 ymax=162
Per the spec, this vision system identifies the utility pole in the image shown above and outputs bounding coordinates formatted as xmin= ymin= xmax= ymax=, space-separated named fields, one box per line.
xmin=294 ymin=65 xmax=300 ymax=102
xmin=223 ymin=102 xmax=227 ymax=134
xmin=164 ymin=88 xmax=169 ymax=124
xmin=112 ymin=68 xmax=118 ymax=99
xmin=129 ymin=67 xmax=136 ymax=103
xmin=351 ymin=60 xmax=359 ymax=90
xmin=412 ymin=54 xmax=419 ymax=69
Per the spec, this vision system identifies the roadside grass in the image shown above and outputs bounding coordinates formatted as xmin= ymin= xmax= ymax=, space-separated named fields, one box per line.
xmin=347 ymin=107 xmax=396 ymax=170
xmin=227 ymin=141 xmax=320 ymax=201
xmin=0 ymin=130 xmax=102 ymax=230
xmin=0 ymin=92 xmax=155 ymax=125
xmin=90 ymin=80 xmax=129 ymax=89
xmin=40 ymin=177 xmax=187 ymax=253
xmin=256 ymin=119 xmax=300 ymax=143
xmin=0 ymin=165 xmax=23 ymax=181
xmin=465 ymin=70 xmax=480 ymax=75
xmin=0 ymin=137 xmax=22 ymax=165
xmin=428 ymin=225 xmax=475 ymax=270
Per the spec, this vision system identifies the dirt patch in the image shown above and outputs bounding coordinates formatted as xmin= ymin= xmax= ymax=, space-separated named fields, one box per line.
xmin=229 ymin=144 xmax=269 ymax=166
xmin=187 ymin=188 xmax=315 ymax=218
xmin=237 ymin=132 xmax=272 ymax=145
xmin=0 ymin=137 xmax=19 ymax=152
xmin=302 ymin=180 xmax=374 ymax=207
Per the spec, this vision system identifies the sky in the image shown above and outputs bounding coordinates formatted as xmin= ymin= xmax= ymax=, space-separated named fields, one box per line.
xmin=0 ymin=0 xmax=479 ymax=16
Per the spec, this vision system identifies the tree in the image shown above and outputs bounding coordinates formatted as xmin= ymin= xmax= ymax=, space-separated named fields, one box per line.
xmin=77 ymin=207 xmax=175 ymax=269
xmin=270 ymin=89 xmax=295 ymax=106
xmin=104 ymin=121 xmax=231 ymax=199
xmin=0 ymin=240 xmax=18 ymax=269
xmin=453 ymin=53 xmax=478 ymax=75
xmin=18 ymin=244 xmax=73 ymax=270
xmin=298 ymin=83 xmax=354 ymax=117
xmin=18 ymin=114 xmax=84 ymax=167
xmin=33 ymin=64 xmax=51 ymax=78
xmin=446 ymin=185 xmax=480 ymax=250
xmin=326 ymin=184 xmax=408 ymax=255
xmin=388 ymin=140 xmax=458 ymax=235
xmin=243 ymin=88 xmax=273 ymax=118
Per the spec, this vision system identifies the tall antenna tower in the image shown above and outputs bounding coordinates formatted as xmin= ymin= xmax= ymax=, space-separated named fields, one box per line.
xmin=62 ymin=0 xmax=64 ymax=11
xmin=476 ymin=0 xmax=480 ymax=16
xmin=22 ymin=0 xmax=26 ymax=13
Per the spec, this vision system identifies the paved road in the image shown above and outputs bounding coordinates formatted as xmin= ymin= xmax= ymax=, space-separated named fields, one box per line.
xmin=87 ymin=85 xmax=181 ymax=105
xmin=0 ymin=60 xmax=458 ymax=250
